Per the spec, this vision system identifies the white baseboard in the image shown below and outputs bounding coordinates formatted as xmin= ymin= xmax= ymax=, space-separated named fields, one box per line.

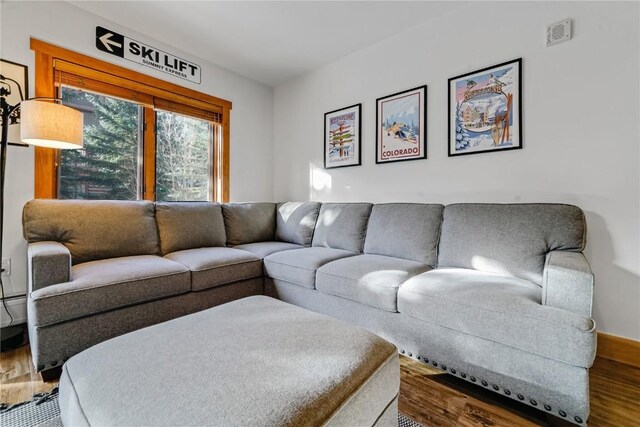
xmin=1 ymin=296 xmax=27 ymax=328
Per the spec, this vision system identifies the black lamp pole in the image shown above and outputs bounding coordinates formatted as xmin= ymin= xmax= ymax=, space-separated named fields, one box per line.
xmin=1 ymin=96 xmax=9 ymax=259
xmin=0 ymin=96 xmax=25 ymax=351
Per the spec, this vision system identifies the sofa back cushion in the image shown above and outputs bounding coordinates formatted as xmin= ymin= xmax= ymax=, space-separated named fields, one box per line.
xmin=276 ymin=202 xmax=321 ymax=246
xmin=22 ymin=199 xmax=159 ymax=265
xmin=155 ymin=202 xmax=226 ymax=255
xmin=312 ymin=203 xmax=372 ymax=253
xmin=222 ymin=203 xmax=277 ymax=246
xmin=438 ymin=204 xmax=586 ymax=285
xmin=364 ymin=203 xmax=444 ymax=264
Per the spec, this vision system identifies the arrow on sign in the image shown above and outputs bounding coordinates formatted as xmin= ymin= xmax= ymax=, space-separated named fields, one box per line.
xmin=95 ymin=27 xmax=124 ymax=57
xmin=99 ymin=32 xmax=122 ymax=53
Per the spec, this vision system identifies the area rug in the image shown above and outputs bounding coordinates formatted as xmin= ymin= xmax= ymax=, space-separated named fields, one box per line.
xmin=0 ymin=388 xmax=61 ymax=427
xmin=1 ymin=389 xmax=424 ymax=427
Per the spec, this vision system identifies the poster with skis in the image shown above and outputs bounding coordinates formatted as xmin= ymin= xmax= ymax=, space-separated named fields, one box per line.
xmin=376 ymin=85 xmax=427 ymax=163
xmin=448 ymin=58 xmax=522 ymax=156
xmin=324 ymin=103 xmax=361 ymax=169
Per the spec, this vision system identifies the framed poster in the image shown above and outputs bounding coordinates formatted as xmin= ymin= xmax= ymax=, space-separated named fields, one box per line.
xmin=324 ymin=103 xmax=361 ymax=169
xmin=448 ymin=58 xmax=522 ymax=157
xmin=376 ymin=85 xmax=426 ymax=164
xmin=0 ymin=59 xmax=29 ymax=145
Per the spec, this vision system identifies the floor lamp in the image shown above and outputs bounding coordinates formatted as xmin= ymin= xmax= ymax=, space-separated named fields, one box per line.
xmin=0 ymin=96 xmax=83 ymax=351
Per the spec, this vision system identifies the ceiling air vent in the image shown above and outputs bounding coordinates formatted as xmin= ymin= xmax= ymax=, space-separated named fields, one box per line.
xmin=546 ymin=19 xmax=572 ymax=47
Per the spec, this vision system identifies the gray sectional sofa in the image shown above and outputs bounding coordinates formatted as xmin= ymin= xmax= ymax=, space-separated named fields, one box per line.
xmin=22 ymin=199 xmax=596 ymax=425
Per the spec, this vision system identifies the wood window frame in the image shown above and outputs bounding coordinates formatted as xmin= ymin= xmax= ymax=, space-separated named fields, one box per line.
xmin=31 ymin=38 xmax=231 ymax=202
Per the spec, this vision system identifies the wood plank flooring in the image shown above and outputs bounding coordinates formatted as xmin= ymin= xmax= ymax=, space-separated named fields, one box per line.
xmin=2 ymin=334 xmax=639 ymax=426
xmin=398 ymin=356 xmax=640 ymax=427
xmin=0 ymin=344 xmax=57 ymax=405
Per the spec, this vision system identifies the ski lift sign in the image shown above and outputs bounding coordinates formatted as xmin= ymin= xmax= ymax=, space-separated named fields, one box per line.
xmin=376 ymin=85 xmax=427 ymax=164
xmin=448 ymin=58 xmax=522 ymax=156
xmin=95 ymin=26 xmax=201 ymax=84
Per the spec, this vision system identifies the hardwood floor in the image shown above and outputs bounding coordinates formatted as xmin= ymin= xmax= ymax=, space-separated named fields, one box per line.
xmin=2 ymin=334 xmax=639 ymax=426
xmin=399 ymin=356 xmax=640 ymax=426
xmin=0 ymin=344 xmax=57 ymax=405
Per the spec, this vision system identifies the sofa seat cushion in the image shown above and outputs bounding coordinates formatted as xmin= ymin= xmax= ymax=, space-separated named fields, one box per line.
xmin=233 ymin=241 xmax=304 ymax=259
xmin=397 ymin=268 xmax=596 ymax=367
xmin=165 ymin=248 xmax=262 ymax=292
xmin=264 ymin=247 xmax=355 ymax=289
xmin=29 ymin=255 xmax=190 ymax=327
xmin=316 ymin=255 xmax=431 ymax=312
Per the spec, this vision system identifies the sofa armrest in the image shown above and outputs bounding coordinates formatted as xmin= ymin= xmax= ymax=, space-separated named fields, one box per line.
xmin=542 ymin=251 xmax=594 ymax=317
xmin=28 ymin=241 xmax=71 ymax=292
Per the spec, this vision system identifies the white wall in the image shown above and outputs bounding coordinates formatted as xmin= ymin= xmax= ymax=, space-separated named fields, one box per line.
xmin=0 ymin=1 xmax=274 ymax=325
xmin=273 ymin=2 xmax=640 ymax=340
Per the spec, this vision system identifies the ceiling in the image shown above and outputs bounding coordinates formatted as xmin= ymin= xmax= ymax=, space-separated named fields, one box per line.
xmin=69 ymin=1 xmax=464 ymax=87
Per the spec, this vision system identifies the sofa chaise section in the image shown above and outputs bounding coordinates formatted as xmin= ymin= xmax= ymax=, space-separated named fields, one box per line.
xmin=397 ymin=268 xmax=595 ymax=367
xmin=266 ymin=280 xmax=592 ymax=424
xmin=421 ymin=202 xmax=596 ymax=366
xmin=402 ymin=203 xmax=594 ymax=424
xmin=269 ymin=202 xmax=595 ymax=425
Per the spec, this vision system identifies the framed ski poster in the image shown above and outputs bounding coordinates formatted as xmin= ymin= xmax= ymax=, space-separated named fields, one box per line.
xmin=376 ymin=85 xmax=427 ymax=164
xmin=324 ymin=103 xmax=361 ymax=169
xmin=448 ymin=58 xmax=522 ymax=157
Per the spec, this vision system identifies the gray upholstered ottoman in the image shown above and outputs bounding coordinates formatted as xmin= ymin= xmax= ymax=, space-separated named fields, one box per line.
xmin=58 ymin=296 xmax=399 ymax=426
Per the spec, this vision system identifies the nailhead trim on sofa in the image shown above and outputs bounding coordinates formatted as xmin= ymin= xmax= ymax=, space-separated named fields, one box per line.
xmin=398 ymin=348 xmax=586 ymax=425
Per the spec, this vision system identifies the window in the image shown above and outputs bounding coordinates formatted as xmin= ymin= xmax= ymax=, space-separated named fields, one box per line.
xmin=156 ymin=110 xmax=212 ymax=202
xmin=58 ymin=86 xmax=217 ymax=202
xmin=31 ymin=38 xmax=231 ymax=202
xmin=59 ymin=87 xmax=143 ymax=200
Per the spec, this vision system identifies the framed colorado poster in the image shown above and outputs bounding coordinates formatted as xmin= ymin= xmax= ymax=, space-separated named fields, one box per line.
xmin=376 ymin=85 xmax=427 ymax=164
xmin=324 ymin=103 xmax=361 ymax=169
xmin=448 ymin=58 xmax=522 ymax=157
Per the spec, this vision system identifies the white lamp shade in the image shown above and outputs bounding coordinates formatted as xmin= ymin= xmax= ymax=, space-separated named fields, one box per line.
xmin=20 ymin=100 xmax=84 ymax=149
